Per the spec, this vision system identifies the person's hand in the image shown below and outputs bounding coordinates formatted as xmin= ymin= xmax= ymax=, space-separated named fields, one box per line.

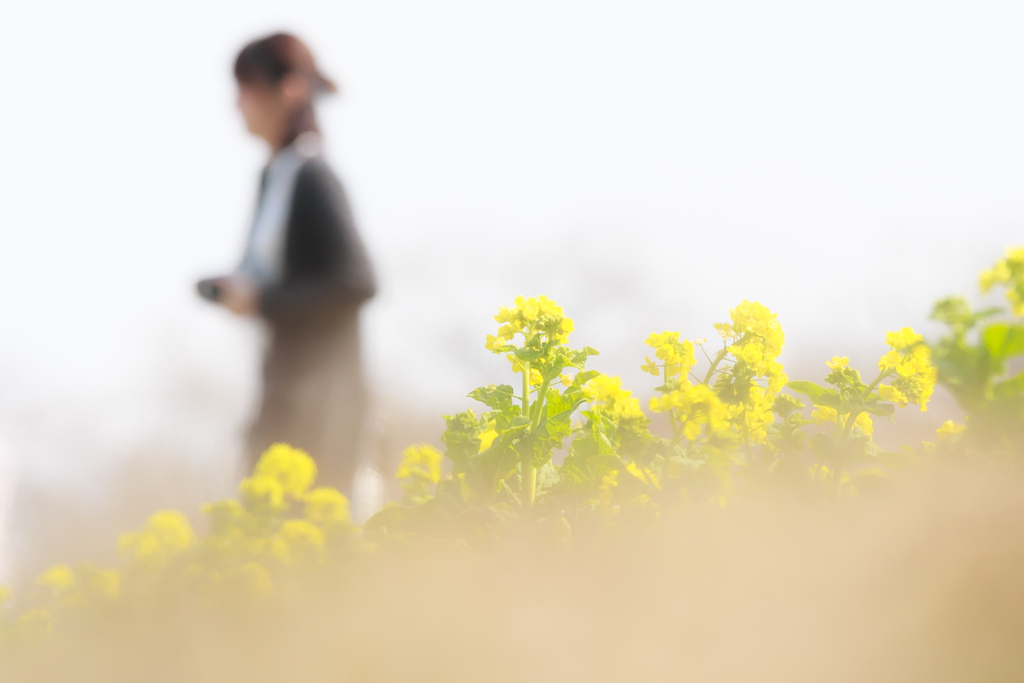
xmin=220 ymin=276 xmax=259 ymax=316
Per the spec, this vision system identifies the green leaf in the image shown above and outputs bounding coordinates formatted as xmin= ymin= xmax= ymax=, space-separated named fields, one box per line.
xmin=535 ymin=461 xmax=562 ymax=497
xmin=513 ymin=348 xmax=544 ymax=362
xmin=572 ymin=370 xmax=600 ymax=388
xmin=810 ymin=432 xmax=834 ymax=460
xmin=977 ymin=306 xmax=1005 ymax=320
xmin=786 ymin=381 xmax=840 ymax=408
xmin=930 ymin=296 xmax=1003 ymax=330
xmin=863 ymin=402 xmax=896 ymax=418
xmin=363 ymin=504 xmax=411 ymax=532
xmin=993 ymin=371 xmax=1024 ymax=400
xmin=982 ymin=323 xmax=1024 ymax=361
xmin=468 ymin=384 xmax=515 ymax=411
xmin=560 ymin=461 xmax=587 ymax=484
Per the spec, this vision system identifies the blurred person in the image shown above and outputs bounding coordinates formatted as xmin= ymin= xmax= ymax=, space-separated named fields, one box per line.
xmin=199 ymin=33 xmax=376 ymax=494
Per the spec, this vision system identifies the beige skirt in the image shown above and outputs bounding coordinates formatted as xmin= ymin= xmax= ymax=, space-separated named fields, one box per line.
xmin=245 ymin=311 xmax=367 ymax=495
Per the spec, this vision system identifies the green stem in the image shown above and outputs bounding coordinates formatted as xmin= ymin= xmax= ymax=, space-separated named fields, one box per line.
xmin=521 ymin=360 xmax=536 ymax=511
xmin=531 ymin=377 xmax=551 ymax=426
xmin=839 ymin=369 xmax=893 ymax=443
xmin=834 ymin=368 xmax=894 ymax=498
xmin=703 ymin=348 xmax=730 ymax=386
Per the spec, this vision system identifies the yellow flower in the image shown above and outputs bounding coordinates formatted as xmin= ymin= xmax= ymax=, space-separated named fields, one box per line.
xmin=272 ymin=520 xmax=326 ymax=565
xmin=585 ymin=374 xmax=645 ymax=420
xmin=239 ymin=474 xmax=286 ymax=515
xmin=936 ymin=420 xmax=966 ymax=439
xmin=728 ymin=300 xmax=784 ymax=357
xmin=643 ymin=332 xmax=696 ymax=379
xmin=650 ymin=382 xmax=729 ymax=440
xmin=118 ymin=511 xmax=195 ymax=564
xmin=809 ymin=464 xmax=833 ymax=481
xmin=625 ymin=462 xmax=659 ymax=489
xmin=202 ymin=499 xmax=246 ymax=536
xmin=878 ymin=329 xmax=937 ymax=411
xmin=710 ymin=301 xmax=788 ymax=443
xmin=812 ymin=405 xmax=838 ymax=423
xmin=766 ymin=361 xmax=788 ymax=392
xmin=396 ymin=444 xmax=443 ymax=506
xmin=1005 ymin=246 xmax=1024 ymax=264
xmin=304 ymin=487 xmax=351 ymax=527
xmin=497 ymin=323 xmax=518 ymax=340
xmin=396 ymin=444 xmax=442 ymax=484
xmin=36 ymin=564 xmax=76 ymax=595
xmin=995 ymin=259 xmax=1012 ymax=282
xmin=490 ymin=296 xmax=571 ymax=348
xmin=979 ymin=267 xmax=996 ymax=292
xmin=978 ymin=248 xmax=1024 ymax=314
xmin=522 ymin=297 xmax=539 ymax=321
xmin=854 ymin=412 xmax=873 ymax=437
xmin=826 ymin=356 xmax=849 ymax=370
xmin=878 ymin=384 xmax=908 ymax=406
xmin=478 ymin=421 xmax=499 ymax=452
xmin=730 ymin=341 xmax=764 ymax=366
xmin=252 ymin=443 xmax=318 ymax=499
xmin=713 ymin=322 xmax=735 ymax=339
xmin=885 ymin=327 xmax=924 ymax=351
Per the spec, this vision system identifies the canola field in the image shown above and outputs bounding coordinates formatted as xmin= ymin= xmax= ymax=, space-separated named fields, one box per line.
xmin=4 ymin=248 xmax=1024 ymax=682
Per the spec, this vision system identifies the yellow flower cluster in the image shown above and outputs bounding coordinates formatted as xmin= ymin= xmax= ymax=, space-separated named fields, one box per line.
xmin=717 ymin=301 xmax=788 ymax=443
xmin=485 ymin=296 xmax=578 ymax=386
xmin=826 ymin=356 xmax=849 ymax=370
xmin=716 ymin=301 xmax=786 ymax=387
xmin=650 ymin=382 xmax=730 ymax=441
xmin=642 ymin=332 xmax=696 ymax=379
xmin=731 ymin=390 xmax=776 ymax=442
xmin=118 ymin=510 xmax=195 ymax=565
xmin=304 ymin=488 xmax=352 ymax=529
xmin=239 ymin=443 xmax=319 ymax=514
xmin=936 ymin=420 xmax=966 ymax=439
xmin=980 ymin=246 xmax=1024 ymax=315
xmin=812 ymin=405 xmax=874 ymax=436
xmin=486 ymin=295 xmax=573 ymax=351
xmin=36 ymin=564 xmax=119 ymax=609
xmin=584 ymin=375 xmax=645 ymax=420
xmin=224 ymin=445 xmax=348 ymax=566
xmin=641 ymin=302 xmax=787 ymax=445
xmin=5 ymin=443 xmax=358 ymax=638
xmin=877 ymin=328 xmax=937 ymax=411
xmin=270 ymin=519 xmax=326 ymax=565
xmin=17 ymin=562 xmax=121 ymax=632
xmin=395 ymin=444 xmax=443 ymax=506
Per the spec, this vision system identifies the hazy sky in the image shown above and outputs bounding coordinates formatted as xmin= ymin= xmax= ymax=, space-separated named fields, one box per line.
xmin=2 ymin=1 xmax=1023 ymax=486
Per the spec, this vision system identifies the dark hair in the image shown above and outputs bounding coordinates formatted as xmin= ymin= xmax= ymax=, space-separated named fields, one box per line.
xmin=234 ymin=33 xmax=337 ymax=146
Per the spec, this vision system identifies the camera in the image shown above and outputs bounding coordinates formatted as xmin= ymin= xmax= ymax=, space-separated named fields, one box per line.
xmin=196 ymin=278 xmax=223 ymax=303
